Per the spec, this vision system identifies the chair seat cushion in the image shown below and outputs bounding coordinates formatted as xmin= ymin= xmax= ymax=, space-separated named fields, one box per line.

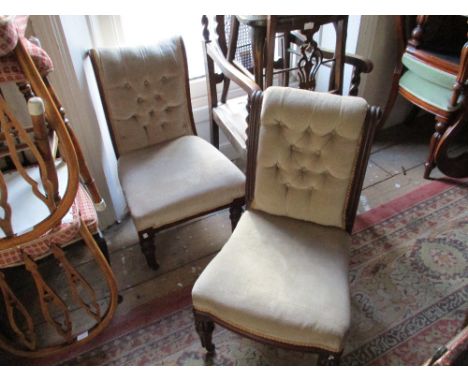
xmin=0 ymin=162 xmax=98 ymax=268
xmin=192 ymin=210 xmax=351 ymax=353
xmin=118 ymin=135 xmax=245 ymax=232
xmin=402 ymin=52 xmax=457 ymax=90
xmin=0 ymin=16 xmax=53 ymax=83
xmin=400 ymin=52 xmax=461 ymax=112
xmin=400 ymin=70 xmax=461 ymax=112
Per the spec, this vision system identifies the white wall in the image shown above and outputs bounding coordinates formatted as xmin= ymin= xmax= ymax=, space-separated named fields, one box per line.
xmin=356 ymin=15 xmax=412 ymax=127
xmin=30 ymin=15 xmax=127 ymax=228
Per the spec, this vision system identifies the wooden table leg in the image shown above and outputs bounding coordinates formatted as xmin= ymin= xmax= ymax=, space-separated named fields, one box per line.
xmin=251 ymin=25 xmax=266 ymax=89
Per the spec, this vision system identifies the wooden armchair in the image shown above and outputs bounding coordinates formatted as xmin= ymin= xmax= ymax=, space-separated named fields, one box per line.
xmin=0 ymin=16 xmax=118 ymax=357
xmin=202 ymin=15 xmax=373 ymax=161
xmin=382 ymin=16 xmax=468 ymax=179
xmin=192 ymin=87 xmax=381 ymax=365
xmin=89 ymin=36 xmax=245 ymax=270
xmin=202 ymin=15 xmax=261 ymax=161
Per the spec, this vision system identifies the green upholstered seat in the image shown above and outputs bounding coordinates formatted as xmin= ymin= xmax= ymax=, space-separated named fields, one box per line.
xmin=400 ymin=52 xmax=461 ymax=112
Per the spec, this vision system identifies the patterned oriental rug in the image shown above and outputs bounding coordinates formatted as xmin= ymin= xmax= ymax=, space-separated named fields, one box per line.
xmin=16 ymin=179 xmax=468 ymax=365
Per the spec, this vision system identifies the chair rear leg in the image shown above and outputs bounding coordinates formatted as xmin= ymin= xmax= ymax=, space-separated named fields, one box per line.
xmin=93 ymin=231 xmax=124 ymax=304
xmin=93 ymin=231 xmax=110 ymax=264
xmin=229 ymin=198 xmax=244 ymax=231
xmin=194 ymin=311 xmax=215 ymax=354
xmin=138 ymin=229 xmax=159 ymax=270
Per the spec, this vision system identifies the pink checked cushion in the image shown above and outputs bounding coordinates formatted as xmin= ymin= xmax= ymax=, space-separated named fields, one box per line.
xmin=0 ymin=15 xmax=53 ymax=83
xmin=0 ymin=15 xmax=26 ymax=56
xmin=0 ymin=185 xmax=98 ymax=268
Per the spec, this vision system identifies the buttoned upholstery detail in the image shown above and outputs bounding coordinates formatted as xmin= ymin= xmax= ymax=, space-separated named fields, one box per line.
xmin=92 ymin=36 xmax=193 ymax=155
xmin=251 ymin=87 xmax=368 ymax=229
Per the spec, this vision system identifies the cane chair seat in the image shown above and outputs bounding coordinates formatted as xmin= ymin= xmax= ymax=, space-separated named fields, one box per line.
xmin=0 ymin=161 xmax=98 ymax=268
xmin=192 ymin=209 xmax=351 ymax=352
xmin=118 ymin=135 xmax=245 ymax=232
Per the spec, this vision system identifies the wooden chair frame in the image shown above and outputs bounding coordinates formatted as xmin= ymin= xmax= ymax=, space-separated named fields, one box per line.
xmin=202 ymin=15 xmax=373 ymax=160
xmin=192 ymin=89 xmax=382 ymax=365
xmin=380 ymin=16 xmax=468 ymax=179
xmin=0 ymin=36 xmax=118 ymax=357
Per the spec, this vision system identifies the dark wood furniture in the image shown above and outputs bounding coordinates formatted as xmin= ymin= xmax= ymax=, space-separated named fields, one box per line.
xmin=202 ymin=15 xmax=373 ymax=160
xmin=240 ymin=15 xmax=349 ymax=91
xmin=201 ymin=15 xmax=261 ymax=159
xmin=382 ymin=16 xmax=468 ymax=179
xmin=192 ymin=87 xmax=381 ymax=365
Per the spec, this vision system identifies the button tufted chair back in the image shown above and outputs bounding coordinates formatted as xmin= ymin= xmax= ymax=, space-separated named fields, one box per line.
xmin=249 ymin=87 xmax=371 ymax=230
xmin=90 ymin=36 xmax=195 ymax=157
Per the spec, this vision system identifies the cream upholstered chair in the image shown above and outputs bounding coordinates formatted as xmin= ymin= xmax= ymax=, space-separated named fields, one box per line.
xmin=192 ymin=87 xmax=381 ymax=365
xmin=90 ymin=36 xmax=245 ymax=270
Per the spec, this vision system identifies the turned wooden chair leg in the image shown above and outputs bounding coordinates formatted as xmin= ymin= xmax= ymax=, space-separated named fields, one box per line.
xmin=229 ymin=198 xmax=244 ymax=231
xmin=138 ymin=229 xmax=159 ymax=270
xmin=194 ymin=311 xmax=215 ymax=354
xmin=93 ymin=231 xmax=110 ymax=264
xmin=92 ymin=232 xmax=124 ymax=304
xmin=424 ymin=118 xmax=448 ymax=179
xmin=211 ymin=119 xmax=220 ymax=149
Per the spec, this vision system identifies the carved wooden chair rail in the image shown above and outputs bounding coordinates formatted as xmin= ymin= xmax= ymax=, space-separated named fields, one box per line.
xmin=201 ymin=15 xmax=374 ymax=157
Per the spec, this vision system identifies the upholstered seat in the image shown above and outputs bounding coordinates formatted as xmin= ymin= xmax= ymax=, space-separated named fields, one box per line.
xmin=118 ymin=135 xmax=245 ymax=232
xmin=0 ymin=16 xmax=53 ymax=82
xmin=0 ymin=162 xmax=98 ymax=267
xmin=192 ymin=209 xmax=350 ymax=352
xmin=400 ymin=52 xmax=461 ymax=112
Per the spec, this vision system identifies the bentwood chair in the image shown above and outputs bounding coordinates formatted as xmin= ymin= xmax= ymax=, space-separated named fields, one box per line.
xmin=192 ymin=87 xmax=381 ymax=365
xmin=382 ymin=15 xmax=468 ymax=179
xmin=202 ymin=15 xmax=373 ymax=161
xmin=90 ymin=36 xmax=245 ymax=270
xmin=0 ymin=15 xmax=118 ymax=357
